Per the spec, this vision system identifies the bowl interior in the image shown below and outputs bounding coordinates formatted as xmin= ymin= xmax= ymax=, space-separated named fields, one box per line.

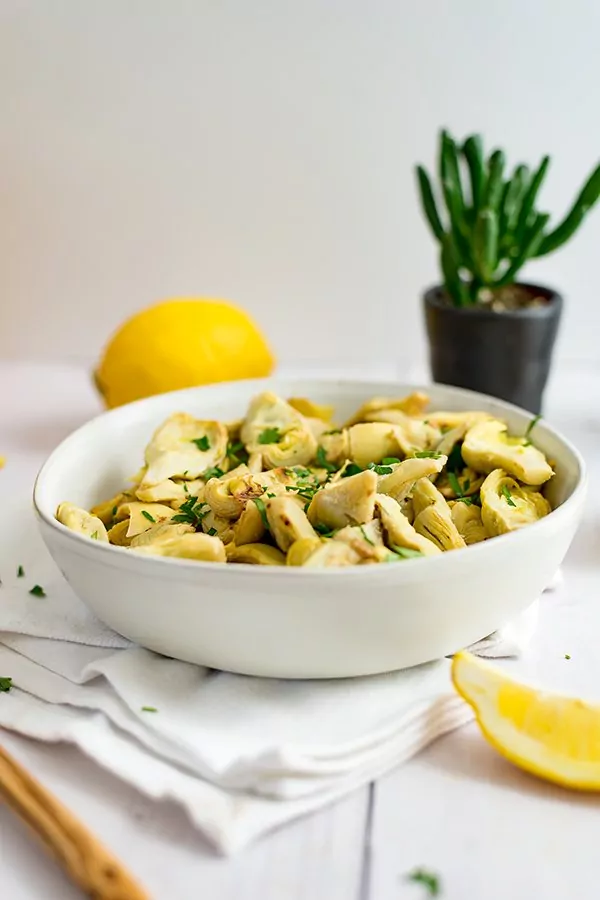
xmin=34 ymin=378 xmax=582 ymax=519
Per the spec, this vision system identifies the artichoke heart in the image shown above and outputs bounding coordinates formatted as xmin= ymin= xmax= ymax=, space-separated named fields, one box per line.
xmin=143 ymin=413 xmax=228 ymax=485
xmin=286 ymin=537 xmax=324 ymax=566
xmin=90 ymin=492 xmax=134 ymax=526
xmin=265 ymin=496 xmax=318 ymax=553
xmin=301 ymin=541 xmax=361 ymax=568
xmin=410 ymin=477 xmax=448 ymax=517
xmin=361 ymin=411 xmax=440 ymax=452
xmin=205 ymin=473 xmax=265 ymax=519
xmin=56 ymin=503 xmax=109 ymax=542
xmin=348 ymin=423 xmax=403 ymax=468
xmin=287 ymin=397 xmax=335 ymax=423
xmin=226 ymin=543 xmax=286 ymax=565
xmin=462 ymin=420 xmax=553 ymax=486
xmin=335 ymin=520 xmax=390 ymax=562
xmin=307 ymin=469 xmax=377 ymax=530
xmin=480 ymin=468 xmax=551 ymax=536
xmin=232 ymin=499 xmax=266 ymax=546
xmin=135 ymin=477 xmax=204 ymax=504
xmin=374 ymin=494 xmax=440 ymax=556
xmin=129 ymin=522 xmax=195 ymax=548
xmin=413 ymin=505 xmax=466 ymax=551
xmin=115 ymin=502 xmax=175 ymax=538
xmin=450 ymin=502 xmax=488 ymax=545
xmin=240 ymin=391 xmax=315 ymax=465
xmin=130 ymin=532 xmax=226 ymax=562
xmin=377 ymin=455 xmax=447 ymax=503
xmin=343 ymin=392 xmax=430 ymax=427
xmin=319 ymin=430 xmax=351 ymax=466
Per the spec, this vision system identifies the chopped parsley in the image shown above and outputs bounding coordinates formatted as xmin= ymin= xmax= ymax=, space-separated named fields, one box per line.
xmin=390 ymin=545 xmax=424 ymax=560
xmin=266 ymin=492 xmax=276 ymax=498
xmin=29 ymin=585 xmax=46 ymax=598
xmin=323 ymin=428 xmax=342 ymax=435
xmin=406 ymin=867 xmax=441 ymax=896
xmin=286 ymin=481 xmax=319 ymax=503
xmin=111 ymin=506 xmax=118 ymax=517
xmin=359 ymin=525 xmax=375 ymax=546
xmin=501 ymin=484 xmax=516 ymax=507
xmin=316 ymin=446 xmax=337 ymax=473
xmin=141 ymin=510 xmax=156 ymax=523
xmin=524 ymin=414 xmax=541 ymax=445
xmin=414 ymin=450 xmax=442 ymax=459
xmin=254 ymin=497 xmax=270 ymax=530
xmin=314 ymin=522 xmax=336 ymax=537
xmin=448 ymin=471 xmax=473 ymax=504
xmin=446 ymin=443 xmax=464 ymax=472
xmin=0 ymin=677 xmax=12 ymax=693
xmin=341 ymin=462 xmax=363 ymax=478
xmin=226 ymin=440 xmax=249 ymax=467
xmin=207 ymin=527 xmax=218 ymax=536
xmin=17 ymin=565 xmax=24 ymax=578
xmin=285 ymin=466 xmax=311 ymax=478
xmin=381 ymin=457 xmax=401 ymax=465
xmin=564 ymin=653 xmax=571 ymax=660
xmin=91 ymin=530 xmax=99 ymax=539
xmin=258 ymin=427 xmax=282 ymax=445
xmin=203 ymin=466 xmax=225 ymax=480
xmin=366 ymin=462 xmax=393 ymax=475
xmin=183 ymin=482 xmax=189 ymax=493
xmin=171 ymin=496 xmax=210 ymax=527
xmin=191 ymin=435 xmax=210 ymax=451
xmin=141 ymin=706 xmax=157 ymax=713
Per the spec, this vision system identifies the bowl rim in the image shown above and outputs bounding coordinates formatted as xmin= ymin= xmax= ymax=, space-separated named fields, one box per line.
xmin=33 ymin=376 xmax=588 ymax=579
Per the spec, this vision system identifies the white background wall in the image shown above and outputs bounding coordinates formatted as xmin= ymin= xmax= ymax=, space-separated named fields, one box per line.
xmin=1 ymin=0 xmax=599 ymax=373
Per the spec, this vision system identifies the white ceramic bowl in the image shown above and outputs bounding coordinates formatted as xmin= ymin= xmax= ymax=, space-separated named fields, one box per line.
xmin=34 ymin=378 xmax=586 ymax=679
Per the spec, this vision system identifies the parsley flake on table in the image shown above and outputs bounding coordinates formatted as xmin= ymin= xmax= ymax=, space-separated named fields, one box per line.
xmin=564 ymin=653 xmax=571 ymax=660
xmin=141 ymin=706 xmax=157 ymax=713
xmin=191 ymin=435 xmax=210 ymax=451
xmin=406 ymin=867 xmax=441 ymax=896
xmin=141 ymin=510 xmax=156 ymax=523
xmin=29 ymin=585 xmax=46 ymax=598
xmin=501 ymin=484 xmax=516 ymax=507
xmin=17 ymin=565 xmax=24 ymax=578
xmin=0 ymin=677 xmax=12 ymax=693
xmin=258 ymin=427 xmax=282 ymax=445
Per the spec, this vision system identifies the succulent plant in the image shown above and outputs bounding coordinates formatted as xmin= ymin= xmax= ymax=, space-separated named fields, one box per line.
xmin=416 ymin=130 xmax=600 ymax=306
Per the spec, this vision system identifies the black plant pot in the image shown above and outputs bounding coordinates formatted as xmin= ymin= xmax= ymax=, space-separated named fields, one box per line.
xmin=423 ymin=284 xmax=562 ymax=414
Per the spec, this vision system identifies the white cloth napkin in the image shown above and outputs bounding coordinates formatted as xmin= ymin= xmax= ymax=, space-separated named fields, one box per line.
xmin=0 ymin=490 xmax=561 ymax=852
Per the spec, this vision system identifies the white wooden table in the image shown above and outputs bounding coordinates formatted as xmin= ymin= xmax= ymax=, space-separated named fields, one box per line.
xmin=1 ymin=361 xmax=599 ymax=900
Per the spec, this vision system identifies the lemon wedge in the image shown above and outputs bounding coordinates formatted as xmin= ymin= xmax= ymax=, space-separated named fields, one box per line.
xmin=452 ymin=651 xmax=600 ymax=790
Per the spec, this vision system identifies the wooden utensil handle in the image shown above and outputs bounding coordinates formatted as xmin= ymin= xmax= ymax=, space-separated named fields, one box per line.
xmin=0 ymin=743 xmax=149 ymax=899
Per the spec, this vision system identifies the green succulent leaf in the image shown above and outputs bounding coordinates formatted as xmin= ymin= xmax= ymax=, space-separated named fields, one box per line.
xmin=416 ymin=165 xmax=445 ymax=241
xmin=535 ymin=161 xmax=600 ymax=256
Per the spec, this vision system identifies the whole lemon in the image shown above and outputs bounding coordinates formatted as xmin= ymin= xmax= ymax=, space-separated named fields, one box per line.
xmin=95 ymin=298 xmax=275 ymax=408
